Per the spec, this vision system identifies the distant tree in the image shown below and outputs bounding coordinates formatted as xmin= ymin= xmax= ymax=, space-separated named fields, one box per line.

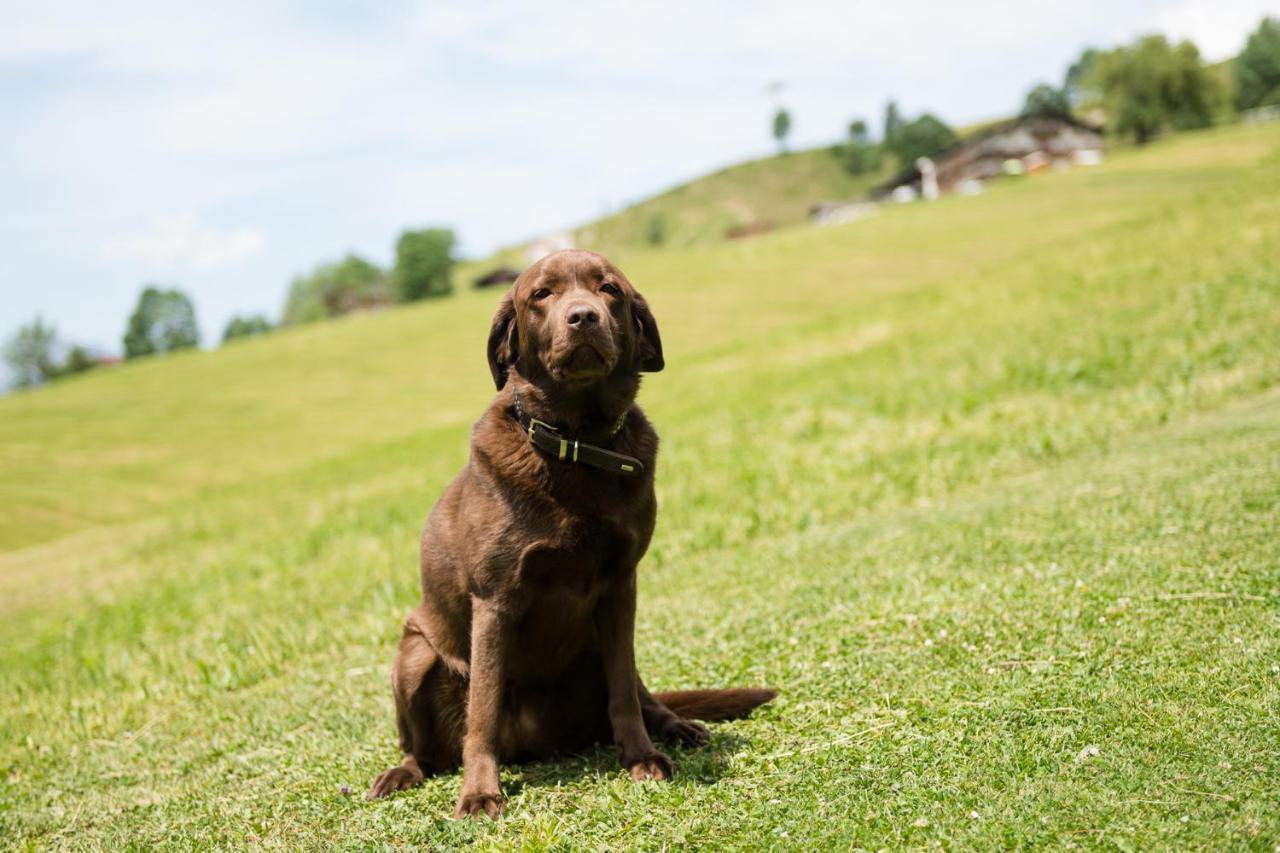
xmin=771 ymin=108 xmax=792 ymax=153
xmin=222 ymin=314 xmax=273 ymax=343
xmin=1021 ymin=82 xmax=1073 ymax=120
xmin=59 ymin=345 xmax=97 ymax=377
xmin=884 ymin=113 xmax=957 ymax=165
xmin=1235 ymin=17 xmax=1280 ymax=109
xmin=1064 ymin=47 xmax=1103 ymax=107
xmin=643 ymin=211 xmax=669 ymax=246
xmin=834 ymin=118 xmax=882 ymax=176
xmin=123 ymin=287 xmax=199 ymax=359
xmin=883 ymin=100 xmax=904 ymax=147
xmin=393 ymin=228 xmax=456 ymax=302
xmin=282 ymin=254 xmax=388 ymax=325
xmin=1092 ymin=35 xmax=1226 ymax=143
xmin=3 ymin=317 xmax=59 ymax=388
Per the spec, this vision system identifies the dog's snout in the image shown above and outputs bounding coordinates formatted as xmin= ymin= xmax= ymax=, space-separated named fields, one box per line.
xmin=565 ymin=304 xmax=600 ymax=327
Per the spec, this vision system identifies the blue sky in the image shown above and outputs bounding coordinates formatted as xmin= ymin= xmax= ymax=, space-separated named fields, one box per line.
xmin=2 ymin=0 xmax=1275 ymax=353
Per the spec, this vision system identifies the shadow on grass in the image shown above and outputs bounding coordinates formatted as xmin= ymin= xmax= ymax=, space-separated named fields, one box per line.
xmin=504 ymin=730 xmax=754 ymax=797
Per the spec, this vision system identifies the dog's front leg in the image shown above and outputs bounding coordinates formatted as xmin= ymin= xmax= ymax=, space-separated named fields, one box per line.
xmin=454 ymin=597 xmax=507 ymax=819
xmin=595 ymin=573 xmax=672 ymax=781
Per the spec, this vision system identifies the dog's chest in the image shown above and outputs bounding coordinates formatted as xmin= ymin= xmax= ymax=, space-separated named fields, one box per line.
xmin=517 ymin=515 xmax=633 ymax=597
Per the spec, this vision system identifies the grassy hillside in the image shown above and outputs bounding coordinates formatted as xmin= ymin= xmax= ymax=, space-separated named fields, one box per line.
xmin=570 ymin=146 xmax=887 ymax=253
xmin=2 ymin=124 xmax=1279 ymax=849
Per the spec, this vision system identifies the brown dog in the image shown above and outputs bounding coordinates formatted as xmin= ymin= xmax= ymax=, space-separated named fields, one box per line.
xmin=367 ymin=249 xmax=775 ymax=818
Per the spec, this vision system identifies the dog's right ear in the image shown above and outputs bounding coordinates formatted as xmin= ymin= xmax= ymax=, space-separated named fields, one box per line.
xmin=486 ymin=290 xmax=518 ymax=391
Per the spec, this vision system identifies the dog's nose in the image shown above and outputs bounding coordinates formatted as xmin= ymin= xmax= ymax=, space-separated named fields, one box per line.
xmin=566 ymin=305 xmax=599 ymax=327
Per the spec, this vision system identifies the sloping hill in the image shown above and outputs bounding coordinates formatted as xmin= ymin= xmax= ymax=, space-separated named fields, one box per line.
xmin=2 ymin=125 xmax=1278 ymax=848
xmin=570 ymin=146 xmax=888 ymax=252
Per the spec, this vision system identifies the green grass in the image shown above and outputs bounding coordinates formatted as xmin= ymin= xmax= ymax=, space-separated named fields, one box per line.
xmin=569 ymin=145 xmax=887 ymax=253
xmin=2 ymin=123 xmax=1279 ymax=849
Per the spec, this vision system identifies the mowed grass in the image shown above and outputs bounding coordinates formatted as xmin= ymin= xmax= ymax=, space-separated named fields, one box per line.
xmin=1 ymin=124 xmax=1279 ymax=849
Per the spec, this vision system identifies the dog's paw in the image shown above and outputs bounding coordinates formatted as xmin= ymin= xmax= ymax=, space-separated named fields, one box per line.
xmin=627 ymin=752 xmax=674 ymax=782
xmin=366 ymin=765 xmax=423 ymax=800
xmin=661 ymin=717 xmax=710 ymax=748
xmin=453 ymin=791 xmax=505 ymax=820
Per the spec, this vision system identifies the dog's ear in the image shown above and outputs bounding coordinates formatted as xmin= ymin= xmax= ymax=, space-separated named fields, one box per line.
xmin=487 ymin=290 xmax=518 ymax=390
xmin=631 ymin=291 xmax=664 ymax=373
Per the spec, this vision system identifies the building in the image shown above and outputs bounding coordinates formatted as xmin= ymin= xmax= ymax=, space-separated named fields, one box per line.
xmin=878 ymin=115 xmax=1104 ymax=199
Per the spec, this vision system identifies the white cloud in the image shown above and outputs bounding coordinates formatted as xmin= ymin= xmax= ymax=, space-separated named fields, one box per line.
xmin=101 ymin=213 xmax=265 ymax=272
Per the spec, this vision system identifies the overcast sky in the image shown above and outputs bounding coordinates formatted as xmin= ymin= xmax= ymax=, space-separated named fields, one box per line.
xmin=2 ymin=0 xmax=1276 ymax=352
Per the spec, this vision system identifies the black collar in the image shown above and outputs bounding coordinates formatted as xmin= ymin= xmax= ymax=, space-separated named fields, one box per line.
xmin=510 ymin=387 xmax=644 ymax=477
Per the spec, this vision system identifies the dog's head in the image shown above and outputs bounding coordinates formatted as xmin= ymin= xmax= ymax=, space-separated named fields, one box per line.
xmin=487 ymin=249 xmax=663 ymax=391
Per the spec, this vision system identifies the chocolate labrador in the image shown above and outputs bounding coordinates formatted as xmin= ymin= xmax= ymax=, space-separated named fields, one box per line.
xmin=367 ymin=249 xmax=774 ymax=818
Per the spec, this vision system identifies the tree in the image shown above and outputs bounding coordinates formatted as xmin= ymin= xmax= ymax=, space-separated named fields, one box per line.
xmin=883 ymin=100 xmax=904 ymax=148
xmin=834 ymin=118 xmax=881 ymax=176
xmin=222 ymin=314 xmax=272 ymax=343
xmin=771 ymin=108 xmax=792 ymax=153
xmin=884 ymin=113 xmax=957 ymax=165
xmin=282 ymin=254 xmax=388 ymax=325
xmin=123 ymin=287 xmax=199 ymax=359
xmin=59 ymin=345 xmax=97 ymax=377
xmin=1235 ymin=17 xmax=1280 ymax=110
xmin=3 ymin=317 xmax=59 ymax=388
xmin=1022 ymin=82 xmax=1072 ymax=120
xmin=393 ymin=228 xmax=456 ymax=302
xmin=1064 ymin=47 xmax=1103 ymax=107
xmin=1092 ymin=35 xmax=1225 ymax=144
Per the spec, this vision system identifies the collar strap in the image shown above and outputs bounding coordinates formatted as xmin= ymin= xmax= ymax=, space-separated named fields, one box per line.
xmin=511 ymin=388 xmax=643 ymax=477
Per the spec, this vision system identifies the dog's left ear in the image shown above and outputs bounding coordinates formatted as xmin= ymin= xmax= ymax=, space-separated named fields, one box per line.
xmin=631 ymin=291 xmax=664 ymax=373
xmin=487 ymin=290 xmax=518 ymax=390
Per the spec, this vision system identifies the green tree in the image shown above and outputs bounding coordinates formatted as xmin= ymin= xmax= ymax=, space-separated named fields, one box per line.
xmin=222 ymin=314 xmax=273 ymax=343
xmin=1235 ymin=17 xmax=1280 ymax=109
xmin=834 ymin=118 xmax=881 ymax=176
xmin=282 ymin=254 xmax=388 ymax=325
xmin=3 ymin=317 xmax=59 ymax=388
xmin=885 ymin=113 xmax=957 ymax=165
xmin=1064 ymin=47 xmax=1103 ymax=107
xmin=771 ymin=108 xmax=792 ymax=153
xmin=393 ymin=228 xmax=456 ymax=302
xmin=1092 ymin=35 xmax=1225 ymax=144
xmin=1022 ymin=83 xmax=1072 ymax=119
xmin=883 ymin=100 xmax=903 ymax=147
xmin=59 ymin=345 xmax=97 ymax=377
xmin=123 ymin=287 xmax=199 ymax=359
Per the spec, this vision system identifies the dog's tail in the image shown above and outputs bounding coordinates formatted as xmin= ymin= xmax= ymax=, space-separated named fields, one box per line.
xmin=653 ymin=687 xmax=777 ymax=722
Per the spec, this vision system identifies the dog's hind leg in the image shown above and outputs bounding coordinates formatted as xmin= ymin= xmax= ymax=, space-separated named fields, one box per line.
xmin=638 ymin=678 xmax=710 ymax=747
xmin=367 ymin=612 xmax=453 ymax=799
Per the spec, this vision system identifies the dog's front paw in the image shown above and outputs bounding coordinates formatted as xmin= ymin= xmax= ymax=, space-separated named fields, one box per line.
xmin=366 ymin=764 xmax=423 ymax=800
xmin=661 ymin=716 xmax=710 ymax=748
xmin=627 ymin=752 xmax=673 ymax=782
xmin=453 ymin=790 xmax=505 ymax=820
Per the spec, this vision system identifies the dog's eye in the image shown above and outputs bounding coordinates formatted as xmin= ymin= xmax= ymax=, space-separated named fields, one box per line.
xmin=600 ymin=282 xmax=620 ymax=295
xmin=532 ymin=288 xmax=553 ymax=300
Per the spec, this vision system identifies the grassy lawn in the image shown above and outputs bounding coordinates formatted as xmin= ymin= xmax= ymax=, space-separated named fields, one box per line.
xmin=2 ymin=123 xmax=1278 ymax=849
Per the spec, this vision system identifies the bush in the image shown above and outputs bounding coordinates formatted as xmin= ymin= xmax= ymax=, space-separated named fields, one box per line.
xmin=393 ymin=228 xmax=455 ymax=302
xmin=834 ymin=119 xmax=882 ymax=176
xmin=222 ymin=315 xmax=273 ymax=343
xmin=123 ymin=287 xmax=199 ymax=359
xmin=282 ymin=254 xmax=388 ymax=325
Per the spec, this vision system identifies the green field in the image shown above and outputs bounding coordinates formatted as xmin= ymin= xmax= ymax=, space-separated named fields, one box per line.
xmin=568 ymin=145 xmax=887 ymax=253
xmin=2 ymin=124 xmax=1279 ymax=849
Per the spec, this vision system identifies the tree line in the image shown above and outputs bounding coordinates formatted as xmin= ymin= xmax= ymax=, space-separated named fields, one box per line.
xmin=4 ymin=226 xmax=457 ymax=390
xmin=777 ymin=18 xmax=1280 ymax=178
